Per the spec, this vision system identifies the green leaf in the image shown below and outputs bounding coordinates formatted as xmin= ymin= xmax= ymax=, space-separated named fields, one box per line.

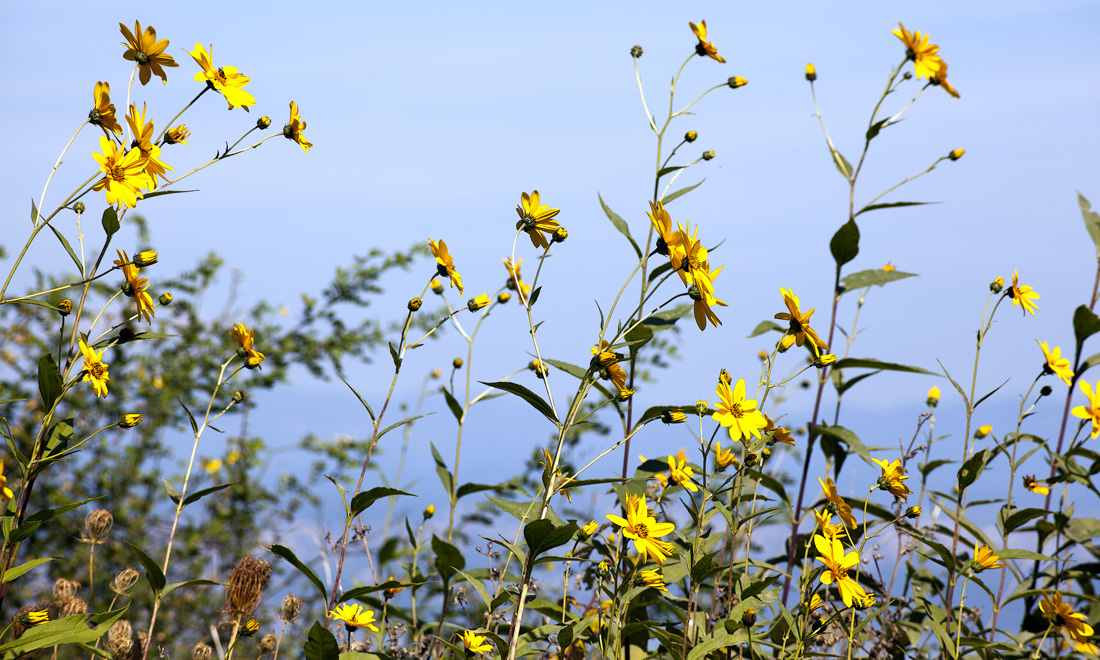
xmin=303 ymin=621 xmax=340 ymax=660
xmin=30 ymin=198 xmax=39 ymax=225
xmin=1080 ymin=351 xmax=1100 ymax=375
xmin=432 ymin=535 xmax=465 ymax=582
xmin=183 ymin=481 xmax=237 ymax=506
xmin=597 ymin=192 xmax=642 ymax=260
xmin=377 ymin=414 xmax=430 ymax=440
xmin=101 ymin=207 xmax=119 ymax=236
xmin=125 ymin=541 xmax=166 ymax=593
xmin=441 ymin=387 xmax=464 ymax=423
xmin=338 ymin=577 xmax=429 ymax=604
xmin=747 ymin=321 xmax=783 ymax=338
xmin=486 ymin=495 xmax=562 ymax=525
xmin=855 ymin=201 xmax=937 ymax=217
xmin=1001 ymin=508 xmax=1049 ymax=535
xmin=1073 ymin=305 xmax=1100 ymax=346
xmin=339 ymin=375 xmax=375 ymax=421
xmin=0 ymin=606 xmax=128 ymax=659
xmin=2 ymin=557 xmax=53 ymax=583
xmin=997 ymin=548 xmax=1055 ymax=561
xmin=865 ymin=118 xmax=890 ymax=142
xmin=9 ymin=497 xmax=99 ymax=543
xmin=829 ymin=148 xmax=853 ymax=180
xmin=829 ymin=219 xmax=860 ymax=268
xmin=957 ymin=448 xmax=991 ymax=491
xmin=832 ymin=358 xmax=935 ymax=375
xmin=350 ymin=487 xmax=413 ymax=517
xmin=839 ymin=269 xmax=917 ymax=294
xmin=523 ymin=520 xmax=578 ymax=559
xmin=162 ymin=479 xmax=181 ymax=504
xmin=270 ymin=544 xmax=328 ymax=605
xmin=661 ymin=180 xmax=704 ymax=206
xmin=139 ymin=189 xmax=198 ymax=200
xmin=480 ymin=381 xmax=557 ymax=425
xmin=177 ymin=397 xmax=199 ymax=437
xmin=161 ymin=579 xmax=219 ymax=597
xmin=542 ymin=359 xmax=589 ymax=380
xmin=644 ymin=303 xmax=693 ymax=329
xmin=456 ymin=483 xmax=505 ymax=500
xmin=814 ymin=425 xmax=870 ymax=463
xmin=388 ymin=341 xmax=401 ymax=370
xmin=45 ymin=223 xmax=83 ymax=271
xmin=938 ymin=360 xmax=969 ymax=409
xmin=1079 ymin=193 xmax=1100 ymax=254
xmin=37 ymin=354 xmax=62 ymax=413
xmin=656 ymin=165 xmax=685 ymax=178
xmin=431 ymin=442 xmax=455 ymax=503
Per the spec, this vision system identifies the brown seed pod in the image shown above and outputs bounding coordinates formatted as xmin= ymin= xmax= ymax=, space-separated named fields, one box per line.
xmin=224 ymin=555 xmax=272 ymax=620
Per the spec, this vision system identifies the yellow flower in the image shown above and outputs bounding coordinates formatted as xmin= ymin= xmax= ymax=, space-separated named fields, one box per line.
xmin=580 ymin=520 xmax=599 ymax=537
xmin=805 ymin=593 xmax=824 ymax=613
xmin=814 ymin=509 xmax=845 ymax=540
xmin=190 ymin=44 xmax=256 ymax=111
xmin=429 ymin=239 xmax=463 ymax=295
xmin=647 ymin=200 xmax=685 ymax=264
xmin=0 ymin=461 xmax=14 ymax=501
xmin=892 ymin=23 xmax=943 ymax=80
xmin=639 ymin=569 xmax=668 ymax=592
xmin=1023 ymin=475 xmax=1050 ymax=495
xmin=927 ymin=386 xmax=941 ymax=406
xmin=120 ymin=21 xmax=178 ymax=85
xmin=661 ymin=410 xmax=687 ymax=425
xmin=466 ymin=293 xmax=490 ymax=313
xmin=515 ymin=191 xmax=561 ymax=249
xmin=872 ymin=458 xmax=912 ymax=500
xmin=1038 ymin=340 xmax=1074 ymax=386
xmin=689 ymin=20 xmax=726 ymax=63
xmin=461 ymin=630 xmax=493 ymax=655
xmin=383 ymin=576 xmax=406 ymax=599
xmin=1039 ymin=592 xmax=1097 ymax=654
xmin=813 ymin=534 xmax=867 ymax=608
xmin=973 ymin=543 xmax=1003 ymax=571
xmin=606 ymin=494 xmax=676 ymax=564
xmin=819 ymin=477 xmax=856 ymax=528
xmin=689 ymin=267 xmax=728 ymax=331
xmin=975 ymin=425 xmax=992 ymax=439
xmin=659 ymin=454 xmax=697 ymax=492
xmin=241 ymin=618 xmax=260 ymax=636
xmin=165 ymin=125 xmax=190 ymax=145
xmin=119 ymin=413 xmax=143 ymax=429
xmin=805 ymin=63 xmax=817 ymax=81
xmin=424 ymin=504 xmax=436 ymax=518
xmin=931 ymin=59 xmax=961 ymax=99
xmin=774 ymin=288 xmax=828 ymax=355
xmin=504 ymin=258 xmax=532 ymax=300
xmin=229 ymin=323 xmax=266 ymax=369
xmin=329 ymin=603 xmax=378 ymax=632
xmin=114 ymin=250 xmax=156 ymax=324
xmin=17 ymin=609 xmax=49 ymax=627
xmin=79 ymin=338 xmax=110 ymax=398
xmin=764 ymin=415 xmax=794 ymax=445
xmin=92 ymin=136 xmax=153 ymax=209
xmin=126 ymin=103 xmax=173 ymax=187
xmin=714 ymin=439 xmax=737 ymax=470
xmin=283 ymin=101 xmax=312 ymax=154
xmin=949 ymin=148 xmax=965 ymax=161
xmin=712 ymin=377 xmax=767 ymax=442
xmin=882 ymin=262 xmax=895 ymax=272
xmin=1071 ymin=379 xmax=1100 ymax=439
xmin=202 ymin=458 xmax=223 ymax=474
xmin=905 ymin=505 xmax=921 ymax=519
xmin=90 ymin=82 xmax=122 ymax=136
xmin=1008 ymin=270 xmax=1040 ymax=316
xmin=606 ymin=362 xmax=628 ymax=391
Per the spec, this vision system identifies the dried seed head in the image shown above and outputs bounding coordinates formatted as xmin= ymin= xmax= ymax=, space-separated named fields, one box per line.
xmin=280 ymin=593 xmax=303 ymax=623
xmin=107 ymin=620 xmax=134 ymax=660
xmin=53 ymin=578 xmax=81 ymax=606
xmin=111 ymin=567 xmax=140 ymax=596
xmin=82 ymin=509 xmax=114 ymax=544
xmin=60 ymin=597 xmax=89 ymax=618
xmin=260 ymin=633 xmax=278 ymax=653
xmin=224 ymin=555 xmax=272 ymax=620
xmin=192 ymin=642 xmax=213 ymax=660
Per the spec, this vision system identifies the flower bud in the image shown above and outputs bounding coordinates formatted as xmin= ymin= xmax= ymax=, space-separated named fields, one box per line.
xmin=257 ymin=116 xmax=272 ymax=130
xmin=949 ymin=149 xmax=965 ymax=161
xmin=695 ymin=400 xmax=709 ymax=415
xmin=905 ymin=505 xmax=921 ymax=519
xmin=119 ymin=413 xmax=142 ymax=429
xmin=233 ymin=390 xmax=245 ymax=403
xmin=757 ymin=350 xmax=767 ymax=360
xmin=73 ymin=201 xmax=86 ymax=214
xmin=727 ymin=76 xmax=748 ymax=89
xmin=553 ymin=226 xmax=568 ymax=243
xmin=630 ymin=45 xmax=643 ymax=59
xmin=164 ymin=125 xmax=190 ymax=145
xmin=58 ymin=299 xmax=72 ymax=316
xmin=430 ymin=278 xmax=444 ymax=295
xmin=580 ymin=520 xmax=599 ymax=538
xmin=192 ymin=642 xmax=213 ymax=660
xmin=529 ymin=360 xmax=548 ymax=378
xmin=159 ymin=292 xmax=173 ymax=305
xmin=424 ymin=504 xmax=436 ymax=519
xmin=990 ymin=276 xmax=1004 ymax=294
xmin=615 ymin=387 xmax=635 ymax=402
xmin=1040 ymin=385 xmax=1052 ymax=397
xmin=903 ymin=71 xmax=913 ymax=80
xmin=926 ymin=386 xmax=940 ymax=407
xmin=805 ymin=63 xmax=817 ymax=81
xmin=431 ymin=369 xmax=442 ymax=379
xmin=280 ymin=593 xmax=303 ymax=622
xmin=17 ymin=609 xmax=49 ymax=627
xmin=241 ymin=618 xmax=260 ymax=637
xmin=778 ymin=334 xmax=796 ymax=352
xmin=467 ymin=293 xmax=490 ymax=312
xmin=719 ymin=369 xmax=732 ymax=385
xmin=974 ymin=425 xmax=992 ymax=439
xmin=882 ymin=262 xmax=895 ymax=272
xmin=498 ymin=291 xmax=511 ymax=304
xmin=741 ymin=608 xmax=757 ymax=627
xmin=134 ymin=250 xmax=158 ymax=267
xmin=814 ymin=353 xmax=837 ymax=368
xmin=745 ymin=452 xmax=759 ymax=467
xmin=685 ymin=130 xmax=698 ymax=143
xmin=453 ymin=358 xmax=463 ymax=369
xmin=661 ymin=410 xmax=687 ymax=424
xmin=702 ymin=150 xmax=715 ymax=161
xmin=408 ymin=297 xmax=422 ymax=312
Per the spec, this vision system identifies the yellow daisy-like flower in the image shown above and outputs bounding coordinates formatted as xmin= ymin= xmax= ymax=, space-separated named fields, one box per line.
xmin=1037 ymin=340 xmax=1074 ymax=386
xmin=580 ymin=520 xmax=599 ymax=537
xmin=504 ymin=257 xmax=532 ymax=301
xmin=92 ymin=136 xmax=153 ymax=209
xmin=467 ymin=293 xmax=491 ymax=313
xmin=515 ymin=191 xmax=561 ymax=249
xmin=329 ymin=603 xmax=379 ymax=632
xmin=283 ymin=101 xmax=312 ymax=154
xmin=460 ymin=630 xmax=493 ymax=655
xmin=201 ymin=458 xmax=223 ymax=474
xmin=689 ymin=20 xmax=726 ymax=63
xmin=164 ymin=125 xmax=190 ymax=145
xmin=805 ymin=593 xmax=824 ymax=613
xmin=639 ymin=569 xmax=668 ymax=592
xmin=1008 ymin=270 xmax=1040 ymax=316
xmin=1023 ymin=475 xmax=1050 ymax=495
xmin=658 ymin=454 xmax=697 ymax=492
xmin=819 ymin=477 xmax=856 ymax=528
xmin=18 ymin=609 xmax=49 ymax=627
xmin=126 ymin=104 xmax=172 ymax=188
xmin=764 ymin=415 xmax=795 ymax=445
xmin=712 ymin=377 xmax=767 ymax=442
xmin=120 ymin=21 xmax=178 ymax=86
xmin=79 ymin=338 xmax=110 ymax=398
xmin=775 ymin=288 xmax=829 ymax=355
xmin=813 ymin=534 xmax=867 ymax=608
xmin=814 ymin=509 xmax=845 ymax=540
xmin=606 ymin=362 xmax=628 ymax=392
xmin=90 ymin=82 xmax=122 ymax=136
xmin=0 ymin=461 xmax=14 ymax=501
xmin=973 ymin=543 xmax=1003 ymax=571
xmin=872 ymin=458 xmax=912 ymax=500
xmin=1071 ymin=379 xmax=1100 ymax=439
xmin=229 ymin=323 xmax=266 ymax=369
xmin=429 ymin=238 xmax=464 ymax=295
xmin=690 ymin=267 xmax=728 ymax=331
xmin=190 ymin=44 xmax=256 ymax=111
xmin=714 ymin=439 xmax=737 ymax=470
xmin=892 ymin=22 xmax=943 ymax=80
xmin=114 ymin=250 xmax=156 ymax=324
xmin=647 ymin=200 xmax=686 ymax=264
xmin=606 ymin=494 xmax=676 ymax=565
xmin=931 ymin=59 xmax=961 ymax=99
xmin=1039 ymin=592 xmax=1097 ymax=654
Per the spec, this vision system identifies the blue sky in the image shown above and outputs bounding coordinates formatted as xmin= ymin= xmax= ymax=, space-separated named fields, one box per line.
xmin=4 ymin=2 xmax=1100 ymax=585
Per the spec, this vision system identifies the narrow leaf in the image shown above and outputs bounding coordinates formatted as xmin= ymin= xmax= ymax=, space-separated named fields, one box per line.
xmin=1079 ymin=192 xmax=1100 ymax=254
xmin=161 ymin=579 xmax=219 ymax=597
xmin=747 ymin=321 xmax=783 ymax=338
xmin=832 ymin=358 xmax=935 ymax=375
xmin=350 ymin=487 xmax=414 ymax=517
xmin=183 ymin=482 xmax=237 ymax=506
xmin=37 ymin=355 xmax=62 ymax=413
xmin=339 ymin=375 xmax=375 ymax=421
xmin=855 ymin=201 xmax=937 ymax=217
xmin=377 ymin=413 xmax=430 ymax=441
xmin=125 ymin=541 xmax=166 ymax=593
xmin=661 ymin=180 xmax=704 ymax=206
xmin=2 ymin=557 xmax=54 ymax=583
xmin=45 ymin=223 xmax=83 ymax=271
xmin=839 ymin=269 xmax=917 ymax=294
xmin=162 ymin=479 xmax=181 ymax=504
xmin=480 ymin=381 xmax=557 ymax=425
xmin=0 ymin=607 xmax=128 ymax=658
xmin=431 ymin=442 xmax=455 ymax=503
xmin=441 ymin=387 xmax=464 ymax=423
xmin=270 ymin=544 xmax=328 ymax=605
xmin=598 ymin=192 xmax=642 ymax=259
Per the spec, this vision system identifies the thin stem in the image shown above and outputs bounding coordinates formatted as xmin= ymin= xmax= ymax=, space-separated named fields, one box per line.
xmin=36 ymin=121 xmax=88 ymax=229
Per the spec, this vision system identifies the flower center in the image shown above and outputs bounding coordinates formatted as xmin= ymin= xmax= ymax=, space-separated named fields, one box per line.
xmin=730 ymin=403 xmax=743 ymax=418
xmin=135 ymin=51 xmax=150 ymax=66
xmin=89 ymin=362 xmax=106 ymax=379
xmin=634 ymin=523 xmax=649 ymax=538
xmin=214 ymin=68 xmax=228 ymax=85
xmin=108 ymin=165 xmax=127 ymax=182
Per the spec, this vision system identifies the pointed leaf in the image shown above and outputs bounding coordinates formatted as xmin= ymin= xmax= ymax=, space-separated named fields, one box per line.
xmin=1073 ymin=305 xmax=1100 ymax=346
xmin=832 ymin=358 xmax=935 ymax=375
xmin=339 ymin=375 xmax=375 ymax=421
xmin=480 ymin=381 xmax=557 ymax=425
xmin=161 ymin=579 xmax=220 ymax=597
xmin=125 ymin=541 xmax=166 ymax=593
xmin=37 ymin=355 xmax=62 ymax=413
xmin=441 ymin=387 xmax=464 ymax=423
xmin=270 ymin=544 xmax=328 ymax=604
xmin=9 ymin=497 xmax=99 ymax=543
xmin=432 ymin=535 xmax=465 ymax=582
xmin=542 ymin=359 xmax=589 ymax=380
xmin=597 ymin=192 xmax=642 ymax=259
xmin=1079 ymin=193 xmax=1100 ymax=254
xmin=839 ymin=269 xmax=917 ymax=294
xmin=351 ymin=487 xmax=414 ymax=517
xmin=0 ymin=606 xmax=128 ymax=658
xmin=524 ymin=520 xmax=578 ymax=558
xmin=377 ymin=413 xmax=430 ymax=440
xmin=30 ymin=198 xmax=39 ymax=225
xmin=829 ymin=219 xmax=860 ymax=268
xmin=162 ymin=479 xmax=181 ymax=504
xmin=957 ymin=448 xmax=992 ymax=490
xmin=747 ymin=321 xmax=783 ymax=338
xmin=101 ymin=207 xmax=119 ymax=236
xmin=139 ymin=189 xmax=198 ymax=200
xmin=304 ymin=622 xmax=340 ymax=660
xmin=661 ymin=180 xmax=704 ymax=206
xmin=183 ymin=481 xmax=237 ymax=506
xmin=2 ymin=557 xmax=54 ymax=583
xmin=46 ymin=223 xmax=83 ymax=271
xmin=431 ymin=442 xmax=455 ymax=503
xmin=855 ymin=201 xmax=937 ymax=217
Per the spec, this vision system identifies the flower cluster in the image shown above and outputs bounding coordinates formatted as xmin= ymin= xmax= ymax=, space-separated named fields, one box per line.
xmin=648 ymin=201 xmax=727 ymax=330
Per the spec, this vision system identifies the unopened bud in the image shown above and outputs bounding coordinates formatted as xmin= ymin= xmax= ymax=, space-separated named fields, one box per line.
xmin=408 ymin=297 xmax=422 ymax=312
xmin=974 ymin=425 xmax=992 ymax=439
xmin=1040 ymin=385 xmax=1053 ymax=397
xmin=990 ymin=276 xmax=1004 ymax=294
xmin=727 ymin=76 xmax=748 ymax=89
xmin=685 ymin=131 xmax=698 ymax=143
xmin=805 ymin=63 xmax=817 ymax=81
xmin=73 ymin=202 xmax=86 ymax=215
xmin=949 ymin=149 xmax=965 ymax=161
xmin=257 ymin=116 xmax=272 ymax=130
xmin=58 ymin=299 xmax=72 ymax=316
xmin=741 ymin=608 xmax=757 ymax=626
xmin=905 ymin=505 xmax=921 ymax=519
xmin=159 ymin=292 xmax=173 ymax=305
xmin=233 ymin=390 xmax=245 ymax=403
xmin=552 ymin=227 xmax=568 ymax=243
xmin=497 ymin=291 xmax=511 ymax=304
xmin=430 ymin=278 xmax=444 ymax=295
xmin=702 ymin=150 xmax=715 ymax=161
xmin=119 ymin=413 xmax=142 ymax=429
xmin=453 ymin=358 xmax=463 ymax=369
xmin=630 ymin=45 xmax=643 ymax=59
xmin=424 ymin=504 xmax=436 ymax=519
xmin=134 ymin=250 xmax=158 ymax=267
xmin=926 ymin=386 xmax=940 ymax=407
